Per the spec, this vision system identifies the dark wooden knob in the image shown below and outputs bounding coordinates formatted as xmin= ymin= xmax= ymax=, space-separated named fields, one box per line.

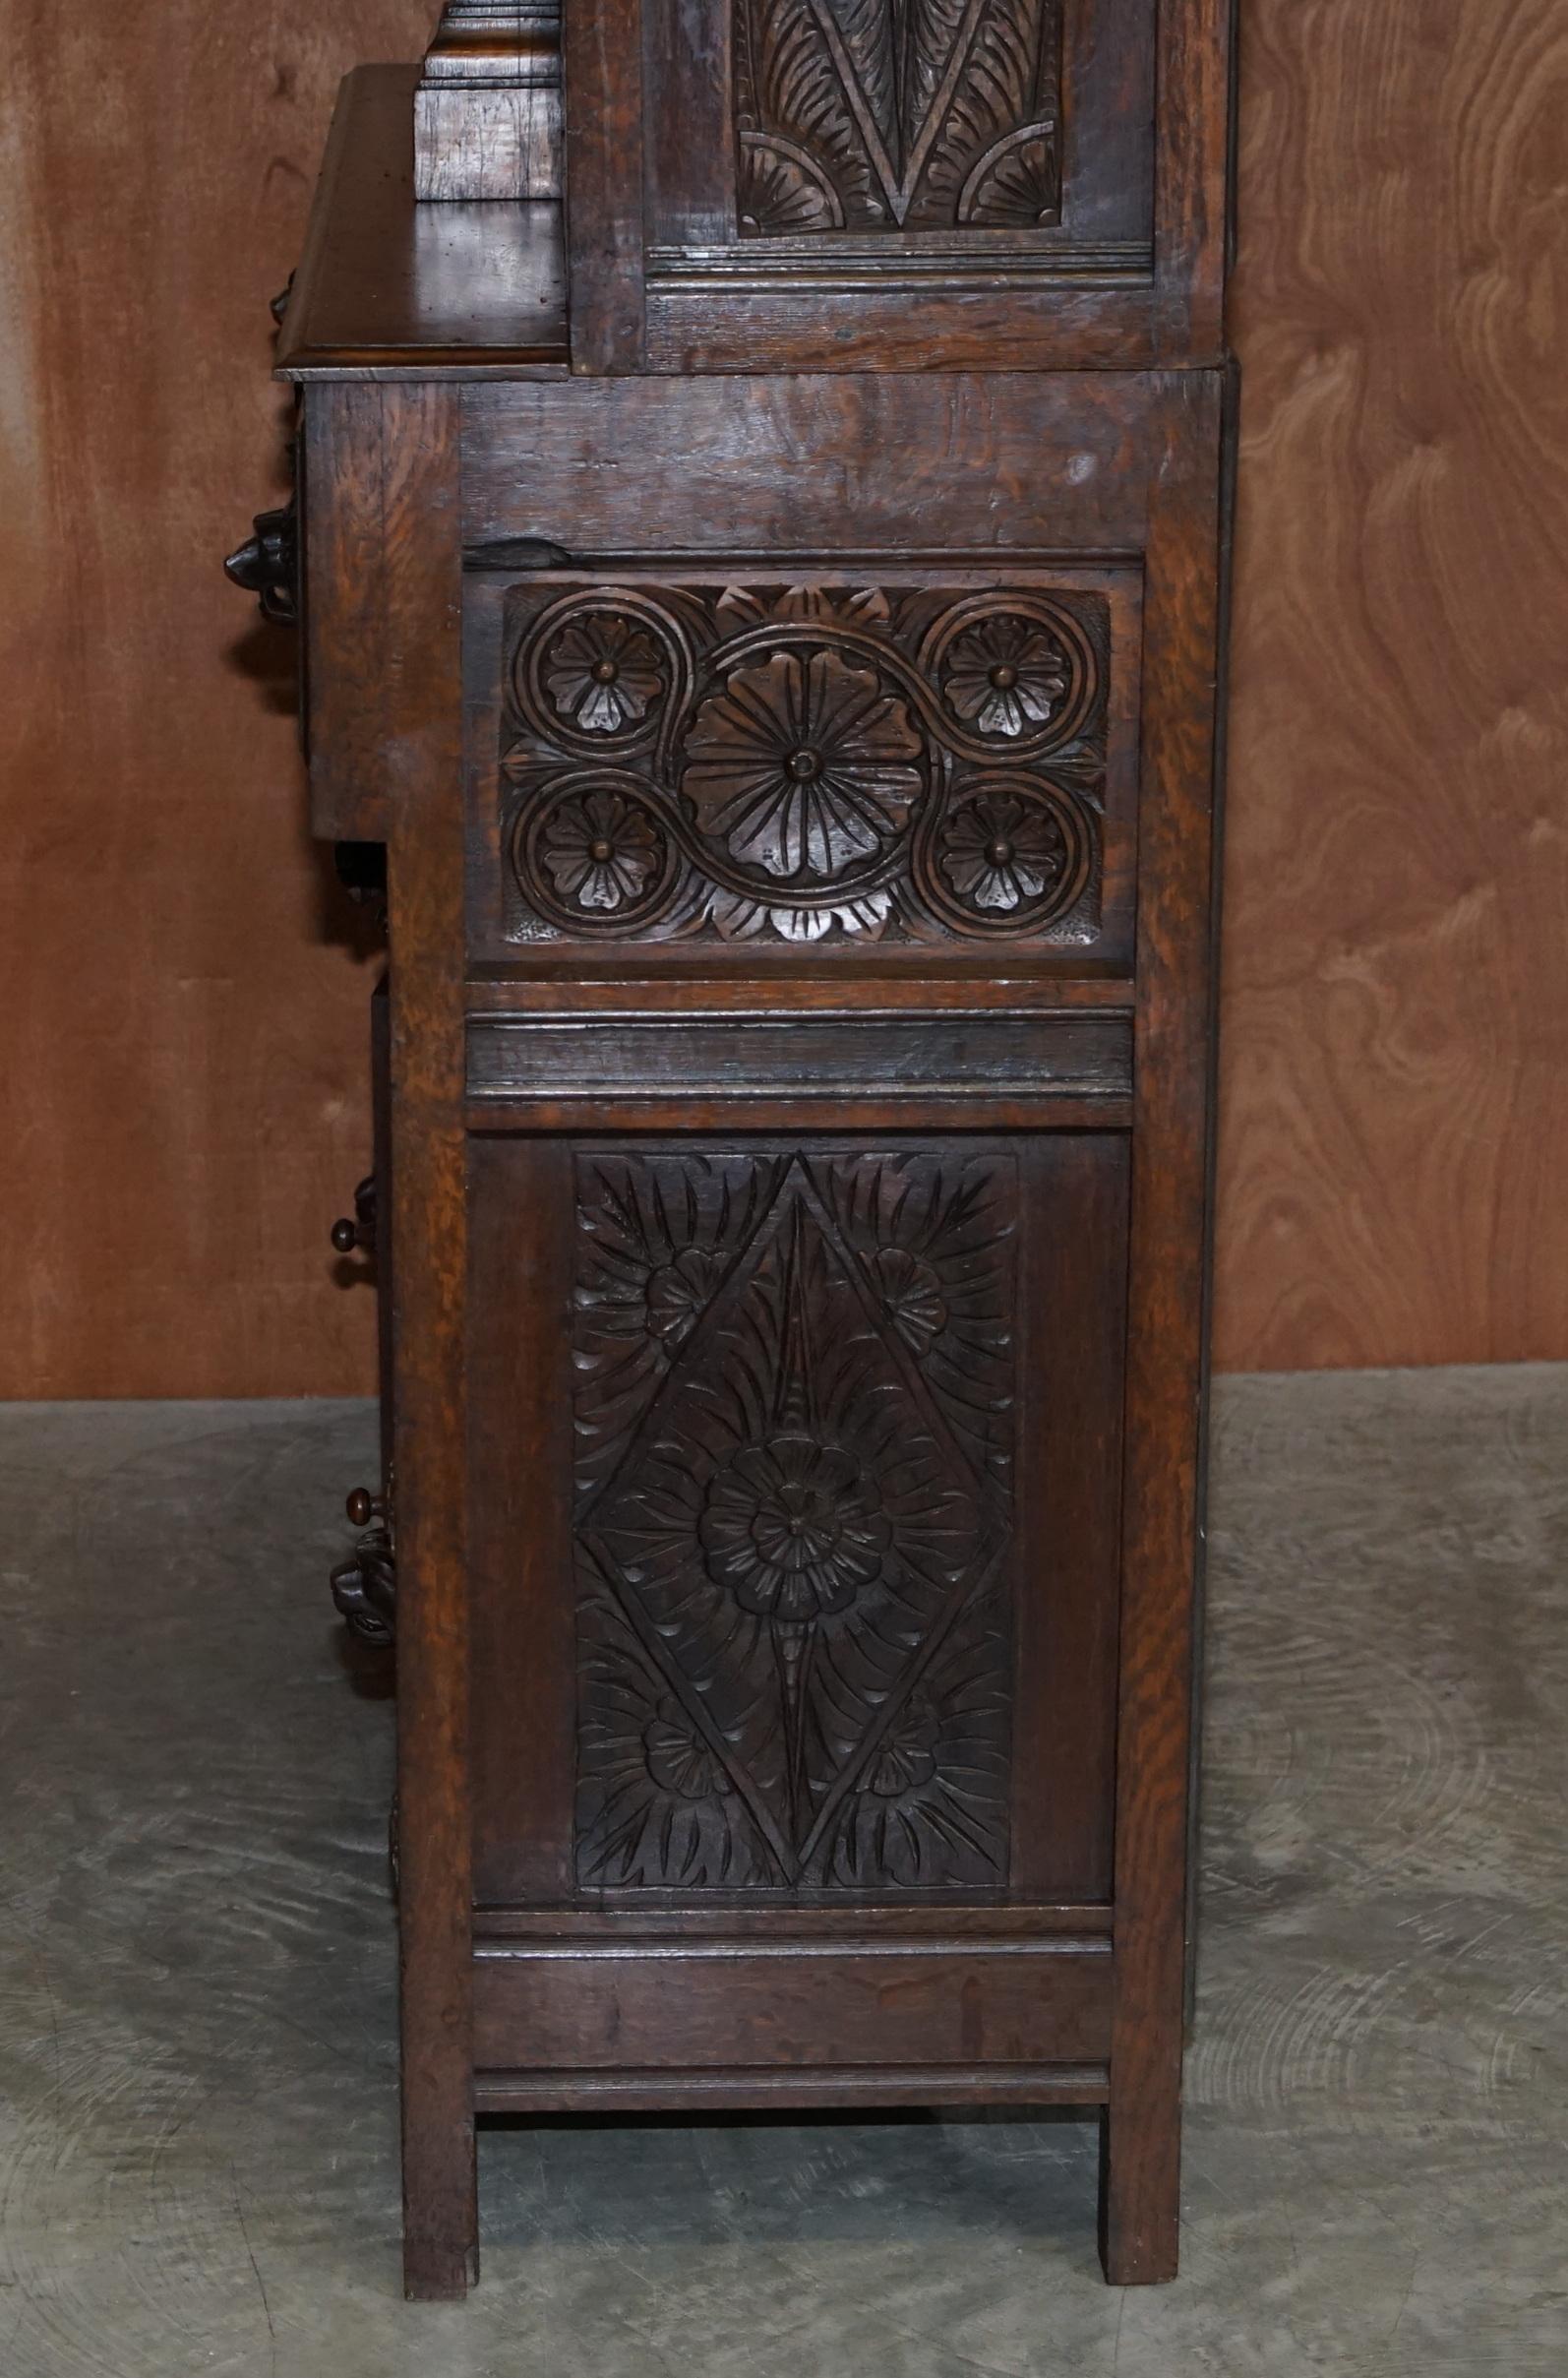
xmin=346 ymin=1487 xmax=381 ymax=1528
xmin=331 ymin=1175 xmax=377 ymax=1259
xmin=225 ymin=503 xmax=297 ymax=625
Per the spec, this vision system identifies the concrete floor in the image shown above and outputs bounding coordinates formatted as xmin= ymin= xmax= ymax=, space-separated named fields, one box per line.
xmin=0 ymin=1371 xmax=1564 ymax=2375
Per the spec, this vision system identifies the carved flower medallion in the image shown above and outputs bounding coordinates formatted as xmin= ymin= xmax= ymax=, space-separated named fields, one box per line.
xmin=538 ymin=786 xmax=662 ymax=913
xmin=699 ymin=1433 xmax=890 ymax=1623
xmin=942 ymin=614 xmax=1072 ymax=739
xmin=543 ymin=612 xmax=664 ymax=735
xmin=684 ymin=648 xmax=924 ymax=879
xmin=938 ymin=788 xmax=1069 ymax=914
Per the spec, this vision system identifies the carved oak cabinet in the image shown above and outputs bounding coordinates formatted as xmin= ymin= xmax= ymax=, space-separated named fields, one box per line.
xmin=255 ymin=0 xmax=1234 ymax=2301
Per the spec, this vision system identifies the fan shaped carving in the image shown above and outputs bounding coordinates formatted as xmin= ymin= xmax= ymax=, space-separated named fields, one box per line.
xmin=734 ymin=0 xmax=1061 ymax=233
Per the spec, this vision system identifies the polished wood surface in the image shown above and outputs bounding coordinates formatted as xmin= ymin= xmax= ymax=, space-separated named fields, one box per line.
xmin=6 ymin=1 xmax=1553 ymax=1393
xmin=280 ymin=67 xmax=568 ymax=378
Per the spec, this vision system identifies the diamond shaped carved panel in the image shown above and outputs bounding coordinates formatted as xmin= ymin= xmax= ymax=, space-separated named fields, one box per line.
xmin=573 ymin=1149 xmax=1016 ymax=1892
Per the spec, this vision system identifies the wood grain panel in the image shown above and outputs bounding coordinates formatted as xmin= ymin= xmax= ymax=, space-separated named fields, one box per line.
xmin=472 ymin=1940 xmax=1114 ymax=2070
xmin=1217 ymin=0 xmax=1568 ymax=1370
xmin=0 ymin=2 xmax=435 ymax=1397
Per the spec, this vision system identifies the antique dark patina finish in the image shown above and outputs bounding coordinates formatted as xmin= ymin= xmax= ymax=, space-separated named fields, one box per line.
xmin=248 ymin=0 xmax=1234 ymax=2298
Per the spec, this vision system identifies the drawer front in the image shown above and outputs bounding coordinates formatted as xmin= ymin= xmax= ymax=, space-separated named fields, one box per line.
xmin=455 ymin=376 xmax=1168 ymax=972
xmin=466 ymin=561 xmax=1140 ymax=969
xmin=468 ymin=1128 xmax=1127 ymax=1911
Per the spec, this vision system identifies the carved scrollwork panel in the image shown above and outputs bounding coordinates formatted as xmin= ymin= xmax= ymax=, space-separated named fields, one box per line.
xmin=733 ymin=0 xmax=1062 ymax=236
xmin=572 ymin=1148 xmax=1017 ymax=1893
xmin=500 ymin=577 xmax=1116 ymax=948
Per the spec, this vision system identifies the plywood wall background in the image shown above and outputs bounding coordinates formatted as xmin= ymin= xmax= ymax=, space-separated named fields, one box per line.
xmin=2 ymin=1 xmax=1566 ymax=1395
xmin=1219 ymin=0 xmax=1568 ymax=1370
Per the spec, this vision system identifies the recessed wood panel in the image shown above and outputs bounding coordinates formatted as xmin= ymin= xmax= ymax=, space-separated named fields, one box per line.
xmin=488 ymin=568 xmax=1133 ymax=961
xmin=467 ymin=1130 xmax=1124 ymax=1907
xmin=471 ymin=1938 xmax=1114 ymax=2068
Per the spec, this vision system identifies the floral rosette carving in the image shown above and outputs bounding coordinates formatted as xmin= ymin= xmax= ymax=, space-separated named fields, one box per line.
xmin=684 ymin=646 xmax=925 ymax=880
xmin=642 ymin=1698 xmax=734 ymax=1800
xmin=699 ymin=1433 xmax=891 ymax=1623
xmin=573 ymin=1150 xmax=1017 ymax=1888
xmin=941 ymin=615 xmax=1072 ymax=739
xmin=919 ymin=594 xmax=1100 ymax=759
xmin=515 ymin=775 xmax=676 ymax=933
xmin=512 ymin=591 xmax=685 ymax=761
xmin=543 ymin=613 xmax=663 ymax=735
xmin=869 ymin=1248 xmax=949 ymax=1358
xmin=926 ymin=777 xmax=1092 ymax=934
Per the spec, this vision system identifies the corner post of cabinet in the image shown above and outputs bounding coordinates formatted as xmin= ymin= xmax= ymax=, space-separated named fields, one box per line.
xmin=1100 ymin=368 xmax=1228 ymax=2285
xmin=372 ymin=380 xmax=477 ymax=2299
xmin=563 ymin=0 xmax=647 ymax=373
xmin=1152 ymin=0 xmax=1236 ymax=361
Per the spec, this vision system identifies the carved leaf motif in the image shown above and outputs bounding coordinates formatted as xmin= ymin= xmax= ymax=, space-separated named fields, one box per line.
xmin=736 ymin=0 xmax=1061 ymax=234
xmin=912 ymin=0 xmax=1055 ymax=223
xmin=898 ymin=0 xmax=972 ymax=169
xmin=822 ymin=0 xmax=898 ymax=155
xmin=749 ymin=0 xmax=883 ymax=224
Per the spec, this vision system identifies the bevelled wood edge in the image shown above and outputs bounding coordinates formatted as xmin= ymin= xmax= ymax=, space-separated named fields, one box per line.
xmin=472 ymin=1900 xmax=1115 ymax=1938
xmin=464 ymin=1009 xmax=1133 ymax=1111
xmin=1098 ymin=368 xmax=1227 ymax=2287
xmin=461 ymin=974 xmax=1139 ymax=1012
xmin=466 ymin=1095 xmax=1133 ymax=1132
xmin=415 ymin=3 xmax=563 ymax=202
xmin=474 ymin=2063 xmax=1112 ymax=2110
xmin=378 ymin=386 xmax=478 ymax=2303
xmin=472 ymin=1934 xmax=1114 ymax=1961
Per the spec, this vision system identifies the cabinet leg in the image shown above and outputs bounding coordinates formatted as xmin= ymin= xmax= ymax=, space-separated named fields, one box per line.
xmin=401 ymin=2098 xmax=478 ymax=2299
xmin=1097 ymin=2097 xmax=1180 ymax=2285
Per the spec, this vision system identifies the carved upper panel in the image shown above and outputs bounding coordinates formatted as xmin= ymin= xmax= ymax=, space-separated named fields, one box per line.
xmin=501 ymin=578 xmax=1110 ymax=948
xmin=733 ymin=0 xmax=1063 ymax=237
xmin=573 ymin=1148 xmax=1016 ymax=1891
